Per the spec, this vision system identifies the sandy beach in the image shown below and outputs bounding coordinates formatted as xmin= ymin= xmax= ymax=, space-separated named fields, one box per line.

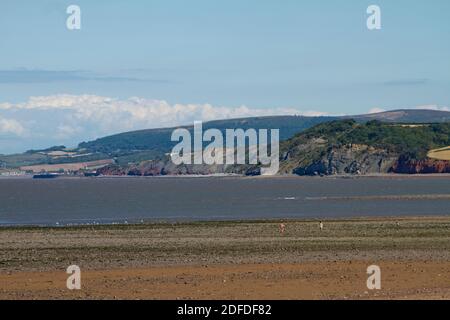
xmin=1 ymin=217 xmax=450 ymax=300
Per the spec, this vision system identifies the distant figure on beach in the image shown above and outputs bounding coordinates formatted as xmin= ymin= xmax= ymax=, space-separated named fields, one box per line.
xmin=279 ymin=223 xmax=286 ymax=235
xmin=319 ymin=221 xmax=323 ymax=231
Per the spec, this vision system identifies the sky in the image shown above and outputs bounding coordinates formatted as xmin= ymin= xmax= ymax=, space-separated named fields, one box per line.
xmin=0 ymin=0 xmax=449 ymax=154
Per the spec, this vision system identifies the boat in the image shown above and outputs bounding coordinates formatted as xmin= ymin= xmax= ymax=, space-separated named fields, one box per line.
xmin=32 ymin=173 xmax=60 ymax=179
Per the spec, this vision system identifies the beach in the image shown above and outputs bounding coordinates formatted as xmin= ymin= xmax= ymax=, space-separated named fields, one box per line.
xmin=1 ymin=217 xmax=450 ymax=299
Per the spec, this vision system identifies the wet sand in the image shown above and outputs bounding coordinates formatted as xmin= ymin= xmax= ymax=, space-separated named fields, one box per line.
xmin=1 ymin=217 xmax=450 ymax=299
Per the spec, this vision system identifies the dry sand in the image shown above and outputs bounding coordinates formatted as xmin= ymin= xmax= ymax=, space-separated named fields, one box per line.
xmin=1 ymin=217 xmax=449 ymax=300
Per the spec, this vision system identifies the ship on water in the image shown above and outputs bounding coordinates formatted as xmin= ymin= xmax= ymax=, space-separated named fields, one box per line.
xmin=32 ymin=173 xmax=61 ymax=179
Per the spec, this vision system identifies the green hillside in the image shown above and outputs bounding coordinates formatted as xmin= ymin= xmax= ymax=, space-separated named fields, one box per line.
xmin=78 ymin=115 xmax=334 ymax=154
xmin=1 ymin=109 xmax=450 ymax=169
xmin=284 ymin=120 xmax=450 ymax=160
xmin=279 ymin=120 xmax=450 ymax=175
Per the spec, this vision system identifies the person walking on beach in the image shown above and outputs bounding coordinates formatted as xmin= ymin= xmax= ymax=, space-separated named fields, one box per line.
xmin=279 ymin=223 xmax=286 ymax=235
xmin=319 ymin=221 xmax=323 ymax=231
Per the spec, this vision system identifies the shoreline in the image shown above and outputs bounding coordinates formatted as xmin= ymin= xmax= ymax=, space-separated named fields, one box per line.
xmin=2 ymin=172 xmax=450 ymax=180
xmin=1 ymin=214 xmax=450 ymax=228
xmin=2 ymin=214 xmax=450 ymax=229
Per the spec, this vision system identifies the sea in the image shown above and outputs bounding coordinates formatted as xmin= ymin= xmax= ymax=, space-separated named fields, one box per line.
xmin=0 ymin=175 xmax=449 ymax=226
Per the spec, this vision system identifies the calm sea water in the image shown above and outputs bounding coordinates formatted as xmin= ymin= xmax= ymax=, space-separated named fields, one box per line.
xmin=0 ymin=176 xmax=449 ymax=226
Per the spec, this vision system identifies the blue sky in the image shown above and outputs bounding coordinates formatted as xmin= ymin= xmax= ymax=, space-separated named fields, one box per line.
xmin=0 ymin=0 xmax=449 ymax=153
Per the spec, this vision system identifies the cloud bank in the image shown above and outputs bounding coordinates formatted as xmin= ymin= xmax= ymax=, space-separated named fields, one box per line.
xmin=1 ymin=95 xmax=447 ymax=154
xmin=368 ymin=107 xmax=386 ymax=114
xmin=0 ymin=94 xmax=325 ymax=153
xmin=0 ymin=94 xmax=315 ymax=137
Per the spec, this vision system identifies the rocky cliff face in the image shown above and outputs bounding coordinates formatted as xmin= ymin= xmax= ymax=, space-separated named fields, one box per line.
xmin=390 ymin=156 xmax=450 ymax=174
xmin=284 ymin=144 xmax=450 ymax=176
xmin=97 ymin=144 xmax=450 ymax=177
xmin=286 ymin=145 xmax=398 ymax=175
xmin=97 ymin=158 xmax=250 ymax=176
xmin=97 ymin=143 xmax=450 ymax=176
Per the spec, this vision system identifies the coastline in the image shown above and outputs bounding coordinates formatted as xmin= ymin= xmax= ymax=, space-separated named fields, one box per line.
xmin=2 ymin=172 xmax=450 ymax=180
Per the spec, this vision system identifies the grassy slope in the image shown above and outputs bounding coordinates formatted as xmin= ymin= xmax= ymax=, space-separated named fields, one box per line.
xmin=428 ymin=146 xmax=450 ymax=161
xmin=282 ymin=120 xmax=450 ymax=161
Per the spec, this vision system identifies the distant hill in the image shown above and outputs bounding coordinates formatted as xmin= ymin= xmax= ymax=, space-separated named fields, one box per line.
xmin=78 ymin=115 xmax=335 ymax=155
xmin=79 ymin=109 xmax=450 ymax=156
xmin=348 ymin=109 xmax=450 ymax=123
xmin=97 ymin=119 xmax=450 ymax=176
xmin=1 ymin=109 xmax=449 ymax=169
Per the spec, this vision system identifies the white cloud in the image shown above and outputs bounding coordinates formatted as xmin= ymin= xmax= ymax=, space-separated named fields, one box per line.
xmin=0 ymin=94 xmax=325 ymax=139
xmin=0 ymin=117 xmax=25 ymax=136
xmin=368 ymin=107 xmax=386 ymax=114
